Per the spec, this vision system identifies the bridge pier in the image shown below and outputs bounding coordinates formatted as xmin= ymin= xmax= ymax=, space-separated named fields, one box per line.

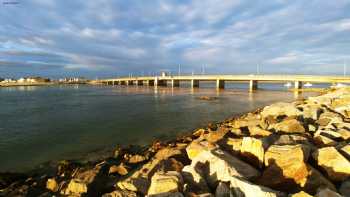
xmin=126 ymin=80 xmax=134 ymax=85
xmin=136 ymin=80 xmax=143 ymax=86
xmin=249 ymin=80 xmax=258 ymax=91
xmin=216 ymin=79 xmax=225 ymax=89
xmin=155 ymin=79 xmax=167 ymax=86
xmin=146 ymin=80 xmax=155 ymax=86
xmin=171 ymin=80 xmax=180 ymax=87
xmin=191 ymin=80 xmax=199 ymax=88
xmin=294 ymin=81 xmax=303 ymax=89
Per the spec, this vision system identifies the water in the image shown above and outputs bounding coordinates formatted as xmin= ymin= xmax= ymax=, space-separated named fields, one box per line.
xmin=0 ymin=84 xmax=321 ymax=172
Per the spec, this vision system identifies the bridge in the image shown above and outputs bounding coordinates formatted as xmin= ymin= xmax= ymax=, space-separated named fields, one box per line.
xmin=100 ymin=75 xmax=350 ymax=91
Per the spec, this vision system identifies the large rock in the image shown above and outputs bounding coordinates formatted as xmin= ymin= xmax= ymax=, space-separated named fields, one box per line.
xmin=203 ymin=126 xmax=229 ymax=143
xmin=312 ymin=147 xmax=350 ymax=181
xmin=186 ymin=140 xmax=217 ymax=160
xmin=229 ymin=176 xmax=286 ymax=197
xmin=109 ymin=163 xmax=129 ymax=176
xmin=181 ymin=165 xmax=210 ymax=194
xmin=46 ymin=178 xmax=59 ymax=192
xmin=271 ymin=119 xmax=305 ymax=134
xmin=313 ymin=130 xmax=338 ymax=146
xmin=240 ymin=137 xmax=265 ymax=168
xmin=261 ymin=102 xmax=301 ymax=119
xmin=225 ymin=138 xmax=242 ymax=154
xmin=102 ymin=190 xmax=137 ymax=197
xmin=248 ymin=125 xmax=272 ymax=137
xmin=317 ymin=112 xmax=343 ymax=126
xmin=290 ymin=191 xmax=313 ymax=197
xmin=340 ymin=144 xmax=350 ymax=160
xmin=301 ymin=104 xmax=323 ymax=120
xmin=215 ymin=182 xmax=231 ymax=197
xmin=273 ymin=134 xmax=311 ymax=146
xmin=147 ymin=171 xmax=183 ymax=196
xmin=315 ymin=188 xmax=342 ymax=197
xmin=190 ymin=148 xmax=260 ymax=187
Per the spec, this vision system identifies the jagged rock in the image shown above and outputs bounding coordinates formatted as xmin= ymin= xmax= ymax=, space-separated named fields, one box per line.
xmin=290 ymin=191 xmax=313 ymax=197
xmin=204 ymin=126 xmax=229 ymax=143
xmin=181 ymin=165 xmax=210 ymax=194
xmin=215 ymin=182 xmax=231 ymax=197
xmin=46 ymin=178 xmax=58 ymax=192
xmin=314 ymin=129 xmax=343 ymax=140
xmin=339 ymin=179 xmax=350 ymax=196
xmin=186 ymin=140 xmax=217 ymax=160
xmin=315 ymin=188 xmax=342 ymax=197
xmin=147 ymin=171 xmax=183 ymax=195
xmin=190 ymin=148 xmax=260 ymax=187
xmin=240 ymin=137 xmax=265 ymax=168
xmin=313 ymin=130 xmax=338 ymax=146
xmin=261 ymin=102 xmax=301 ymax=119
xmin=338 ymin=128 xmax=350 ymax=140
xmin=312 ymin=147 xmax=350 ymax=181
xmin=317 ymin=112 xmax=343 ymax=126
xmin=273 ymin=135 xmax=311 ymax=146
xmin=340 ymin=144 xmax=350 ymax=160
xmin=64 ymin=179 xmax=88 ymax=195
xmin=301 ymin=104 xmax=323 ymax=120
xmin=128 ymin=154 xmax=147 ymax=164
xmin=226 ymin=138 xmax=242 ymax=154
xmin=248 ymin=125 xmax=272 ymax=137
xmin=155 ymin=147 xmax=184 ymax=161
xmin=102 ymin=190 xmax=137 ymax=197
xmin=271 ymin=119 xmax=305 ymax=134
xmin=308 ymin=124 xmax=317 ymax=133
xmin=109 ymin=163 xmax=128 ymax=176
xmin=229 ymin=176 xmax=286 ymax=197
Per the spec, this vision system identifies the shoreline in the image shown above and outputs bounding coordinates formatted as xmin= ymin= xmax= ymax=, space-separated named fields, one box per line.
xmin=1 ymin=88 xmax=349 ymax=196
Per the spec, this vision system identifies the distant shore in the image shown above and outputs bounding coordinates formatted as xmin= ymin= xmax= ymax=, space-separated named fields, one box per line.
xmin=0 ymin=81 xmax=90 ymax=87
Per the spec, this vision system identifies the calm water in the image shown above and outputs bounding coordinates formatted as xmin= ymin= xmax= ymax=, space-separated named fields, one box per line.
xmin=0 ymin=83 xmax=321 ymax=172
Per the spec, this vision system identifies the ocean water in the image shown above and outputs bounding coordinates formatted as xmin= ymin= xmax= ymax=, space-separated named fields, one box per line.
xmin=0 ymin=83 xmax=321 ymax=171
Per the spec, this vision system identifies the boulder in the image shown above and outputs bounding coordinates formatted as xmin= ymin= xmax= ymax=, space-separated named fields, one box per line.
xmin=147 ymin=171 xmax=183 ymax=195
xmin=301 ymin=104 xmax=323 ymax=120
xmin=317 ymin=112 xmax=343 ymax=126
xmin=340 ymin=144 xmax=350 ymax=160
xmin=102 ymin=190 xmax=137 ymax=197
xmin=273 ymin=135 xmax=311 ymax=146
xmin=225 ymin=138 xmax=242 ymax=155
xmin=312 ymin=147 xmax=350 ymax=181
xmin=248 ymin=125 xmax=272 ymax=137
xmin=109 ymin=164 xmax=129 ymax=176
xmin=147 ymin=192 xmax=184 ymax=197
xmin=215 ymin=182 xmax=231 ymax=197
xmin=128 ymin=154 xmax=147 ymax=164
xmin=64 ymin=179 xmax=88 ymax=195
xmin=339 ymin=179 xmax=350 ymax=196
xmin=271 ymin=119 xmax=305 ymax=134
xmin=181 ymin=165 xmax=210 ymax=194
xmin=190 ymin=148 xmax=260 ymax=187
xmin=46 ymin=178 xmax=58 ymax=192
xmin=290 ymin=191 xmax=313 ymax=197
xmin=186 ymin=140 xmax=217 ymax=160
xmin=203 ymin=126 xmax=229 ymax=143
xmin=315 ymin=188 xmax=342 ymax=197
xmin=338 ymin=128 xmax=350 ymax=140
xmin=240 ymin=137 xmax=265 ymax=168
xmin=261 ymin=102 xmax=301 ymax=119
xmin=229 ymin=176 xmax=286 ymax=197
xmin=313 ymin=130 xmax=338 ymax=147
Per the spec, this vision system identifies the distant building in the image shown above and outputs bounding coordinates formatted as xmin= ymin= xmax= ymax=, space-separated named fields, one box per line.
xmin=16 ymin=77 xmax=50 ymax=83
xmin=58 ymin=77 xmax=87 ymax=83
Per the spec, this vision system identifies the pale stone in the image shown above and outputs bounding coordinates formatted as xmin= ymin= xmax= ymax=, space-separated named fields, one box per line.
xmin=128 ymin=154 xmax=147 ymax=164
xmin=229 ymin=176 xmax=285 ymax=197
xmin=338 ymin=128 xmax=350 ymax=140
xmin=272 ymin=119 xmax=305 ymax=133
xmin=248 ymin=125 xmax=272 ymax=137
xmin=315 ymin=188 xmax=342 ymax=197
xmin=273 ymin=135 xmax=311 ymax=146
xmin=314 ymin=129 xmax=343 ymax=140
xmin=46 ymin=178 xmax=58 ymax=192
xmin=261 ymin=102 xmax=301 ymax=119
xmin=312 ymin=147 xmax=350 ymax=181
xmin=190 ymin=148 xmax=260 ymax=187
xmin=186 ymin=140 xmax=217 ymax=160
xmin=226 ymin=138 xmax=242 ymax=154
xmin=340 ymin=144 xmax=350 ymax=159
xmin=313 ymin=134 xmax=337 ymax=146
xmin=148 ymin=171 xmax=183 ymax=195
xmin=290 ymin=191 xmax=313 ymax=197
xmin=65 ymin=179 xmax=88 ymax=195
xmin=240 ymin=137 xmax=265 ymax=168
xmin=204 ymin=127 xmax=229 ymax=143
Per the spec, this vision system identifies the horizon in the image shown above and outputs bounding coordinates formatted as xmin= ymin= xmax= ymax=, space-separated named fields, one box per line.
xmin=1 ymin=0 xmax=350 ymax=78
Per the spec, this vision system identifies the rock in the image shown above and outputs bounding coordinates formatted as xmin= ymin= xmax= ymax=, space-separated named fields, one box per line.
xmin=315 ymin=188 xmax=342 ymax=197
xmin=273 ymin=135 xmax=311 ymax=146
xmin=290 ymin=191 xmax=313 ymax=197
xmin=215 ymin=182 xmax=231 ymax=197
xmin=65 ymin=179 xmax=88 ymax=195
xmin=229 ymin=176 xmax=286 ymax=197
xmin=248 ymin=125 xmax=272 ymax=137
xmin=181 ymin=165 xmax=210 ymax=194
xmin=147 ymin=192 xmax=184 ymax=197
xmin=261 ymin=102 xmax=301 ymax=119
xmin=339 ymin=179 xmax=350 ymax=196
xmin=186 ymin=140 xmax=217 ymax=160
xmin=204 ymin=126 xmax=229 ymax=143
xmin=232 ymin=118 xmax=261 ymax=129
xmin=271 ymin=119 xmax=305 ymax=134
xmin=317 ymin=112 xmax=343 ymax=126
xmin=308 ymin=124 xmax=317 ymax=133
xmin=128 ymin=154 xmax=147 ymax=164
xmin=190 ymin=148 xmax=260 ymax=187
xmin=338 ymin=128 xmax=350 ymax=140
xmin=340 ymin=144 xmax=350 ymax=160
xmin=102 ymin=190 xmax=137 ymax=197
xmin=302 ymin=165 xmax=336 ymax=194
xmin=240 ymin=137 xmax=265 ymax=168
xmin=109 ymin=164 xmax=128 ymax=176
xmin=301 ymin=104 xmax=323 ymax=120
xmin=260 ymin=144 xmax=310 ymax=192
xmin=312 ymin=147 xmax=350 ymax=181
xmin=46 ymin=178 xmax=58 ymax=192
xmin=314 ymin=129 xmax=343 ymax=140
xmin=226 ymin=138 xmax=242 ymax=154
xmin=147 ymin=171 xmax=183 ymax=195
xmin=313 ymin=131 xmax=338 ymax=147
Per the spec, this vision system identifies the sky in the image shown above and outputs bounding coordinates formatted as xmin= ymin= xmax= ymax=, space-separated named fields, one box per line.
xmin=0 ymin=0 xmax=350 ymax=78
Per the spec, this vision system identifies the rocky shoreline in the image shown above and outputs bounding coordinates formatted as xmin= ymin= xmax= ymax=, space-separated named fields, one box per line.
xmin=1 ymin=88 xmax=350 ymax=197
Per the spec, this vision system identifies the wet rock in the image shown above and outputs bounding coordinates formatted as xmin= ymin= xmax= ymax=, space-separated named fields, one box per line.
xmin=261 ymin=102 xmax=301 ymax=119
xmin=271 ymin=119 xmax=305 ymax=134
xmin=240 ymin=137 xmax=265 ymax=168
xmin=248 ymin=125 xmax=272 ymax=137
xmin=186 ymin=140 xmax=217 ymax=160
xmin=312 ymin=147 xmax=350 ymax=181
xmin=315 ymin=188 xmax=342 ymax=197
xmin=181 ymin=165 xmax=210 ymax=194
xmin=147 ymin=171 xmax=183 ymax=195
xmin=229 ymin=176 xmax=286 ymax=197
xmin=339 ymin=179 xmax=350 ymax=196
xmin=290 ymin=191 xmax=313 ymax=197
xmin=46 ymin=178 xmax=58 ymax=192
xmin=190 ymin=148 xmax=260 ymax=187
xmin=102 ymin=189 xmax=137 ymax=197
xmin=109 ymin=163 xmax=128 ymax=176
xmin=215 ymin=182 xmax=231 ymax=197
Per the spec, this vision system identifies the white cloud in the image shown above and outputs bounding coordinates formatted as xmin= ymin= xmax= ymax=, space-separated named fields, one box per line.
xmin=267 ymin=52 xmax=299 ymax=64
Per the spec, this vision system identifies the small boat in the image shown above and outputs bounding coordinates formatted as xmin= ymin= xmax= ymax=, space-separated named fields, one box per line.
xmin=284 ymin=82 xmax=292 ymax=87
xmin=304 ymin=82 xmax=313 ymax=87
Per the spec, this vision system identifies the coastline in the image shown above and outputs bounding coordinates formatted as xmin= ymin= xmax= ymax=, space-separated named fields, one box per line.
xmin=1 ymin=88 xmax=349 ymax=196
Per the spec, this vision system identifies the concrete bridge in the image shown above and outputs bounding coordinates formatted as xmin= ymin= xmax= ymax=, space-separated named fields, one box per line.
xmin=100 ymin=75 xmax=350 ymax=91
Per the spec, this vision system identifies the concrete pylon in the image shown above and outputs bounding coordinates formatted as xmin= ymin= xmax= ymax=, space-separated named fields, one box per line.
xmin=216 ymin=79 xmax=225 ymax=89
xmin=249 ymin=80 xmax=258 ymax=91
xmin=171 ymin=80 xmax=180 ymax=87
xmin=191 ymin=80 xmax=199 ymax=88
xmin=294 ymin=81 xmax=303 ymax=89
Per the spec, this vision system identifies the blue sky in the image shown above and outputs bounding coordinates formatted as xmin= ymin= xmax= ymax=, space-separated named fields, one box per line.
xmin=0 ymin=0 xmax=350 ymax=78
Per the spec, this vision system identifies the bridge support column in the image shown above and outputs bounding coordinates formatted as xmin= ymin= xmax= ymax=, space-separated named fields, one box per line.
xmin=171 ymin=80 xmax=180 ymax=87
xmin=294 ymin=81 xmax=303 ymax=89
xmin=216 ymin=79 xmax=225 ymax=89
xmin=146 ymin=80 xmax=154 ymax=86
xmin=136 ymin=80 xmax=143 ymax=86
xmin=126 ymin=80 xmax=134 ymax=86
xmin=191 ymin=80 xmax=199 ymax=88
xmin=120 ymin=81 xmax=126 ymax=85
xmin=249 ymin=80 xmax=258 ymax=91
xmin=155 ymin=79 xmax=166 ymax=86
